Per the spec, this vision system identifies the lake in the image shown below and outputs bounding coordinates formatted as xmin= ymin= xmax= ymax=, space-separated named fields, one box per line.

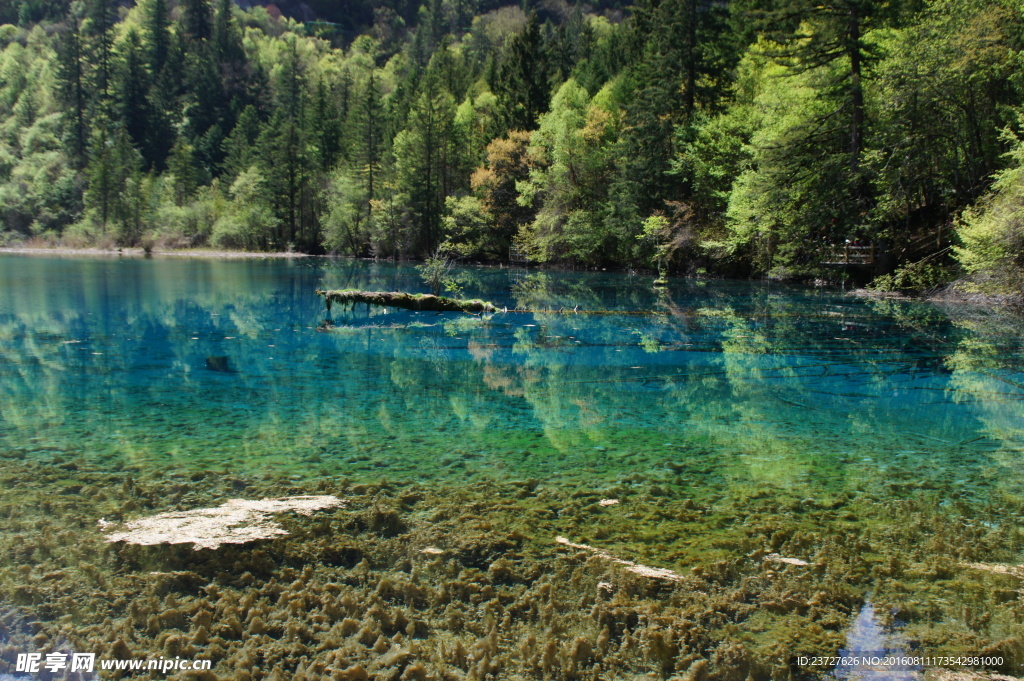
xmin=1 ymin=254 xmax=1022 ymax=680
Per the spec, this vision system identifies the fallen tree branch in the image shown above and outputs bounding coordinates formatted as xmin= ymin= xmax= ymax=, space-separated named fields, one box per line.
xmin=555 ymin=536 xmax=684 ymax=582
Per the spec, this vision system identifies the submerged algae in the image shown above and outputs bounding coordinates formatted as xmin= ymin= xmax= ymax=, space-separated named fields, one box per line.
xmin=1 ymin=453 xmax=1023 ymax=681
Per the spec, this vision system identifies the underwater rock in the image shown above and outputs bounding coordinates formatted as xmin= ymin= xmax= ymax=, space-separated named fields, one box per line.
xmin=764 ymin=553 xmax=809 ymax=566
xmin=103 ymin=496 xmax=344 ymax=550
xmin=205 ymin=356 xmax=235 ymax=373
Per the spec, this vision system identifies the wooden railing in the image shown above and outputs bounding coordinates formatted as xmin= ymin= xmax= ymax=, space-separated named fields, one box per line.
xmin=509 ymin=244 xmax=530 ymax=265
xmin=823 ymin=243 xmax=875 ymax=265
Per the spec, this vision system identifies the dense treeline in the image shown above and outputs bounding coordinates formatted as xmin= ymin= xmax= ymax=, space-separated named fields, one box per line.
xmin=0 ymin=0 xmax=1022 ymax=290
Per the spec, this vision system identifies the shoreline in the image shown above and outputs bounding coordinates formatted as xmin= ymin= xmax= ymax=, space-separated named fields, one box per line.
xmin=4 ymin=246 xmax=1022 ymax=314
xmin=0 ymin=246 xmax=313 ymax=259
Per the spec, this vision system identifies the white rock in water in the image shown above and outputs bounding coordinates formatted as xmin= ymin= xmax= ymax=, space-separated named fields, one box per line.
xmin=103 ymin=495 xmax=344 ymax=551
xmin=764 ymin=553 xmax=809 ymax=566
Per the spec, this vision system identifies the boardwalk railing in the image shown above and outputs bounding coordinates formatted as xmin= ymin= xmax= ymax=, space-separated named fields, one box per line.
xmin=823 ymin=243 xmax=875 ymax=265
xmin=509 ymin=244 xmax=530 ymax=265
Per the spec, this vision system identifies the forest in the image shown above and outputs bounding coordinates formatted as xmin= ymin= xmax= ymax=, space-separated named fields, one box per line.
xmin=0 ymin=0 xmax=1022 ymax=293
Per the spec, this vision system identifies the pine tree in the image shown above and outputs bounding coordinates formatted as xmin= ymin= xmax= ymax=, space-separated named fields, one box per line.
xmin=84 ymin=0 xmax=117 ymax=102
xmin=223 ymin=105 xmax=261 ymax=181
xmin=117 ymin=29 xmax=151 ymax=158
xmin=144 ymin=0 xmax=170 ymax=74
xmin=144 ymin=65 xmax=178 ymax=171
xmin=111 ymin=127 xmax=147 ymax=245
xmin=259 ymin=110 xmax=310 ymax=248
xmin=491 ymin=15 xmax=550 ymax=132
xmin=349 ymin=72 xmax=383 ymax=211
xmin=393 ymin=87 xmax=460 ymax=252
xmin=212 ymin=0 xmax=243 ymax=63
xmin=311 ymin=78 xmax=342 ymax=172
xmin=85 ymin=121 xmax=141 ymax=237
xmin=181 ymin=0 xmax=212 ymax=42
xmin=167 ymin=137 xmax=200 ymax=206
xmin=55 ymin=15 xmax=89 ymax=167
xmin=85 ymin=122 xmax=116 ymax=233
xmin=181 ymin=45 xmax=229 ymax=164
xmin=752 ymin=0 xmax=883 ymax=174
xmin=616 ymin=0 xmax=736 ymax=222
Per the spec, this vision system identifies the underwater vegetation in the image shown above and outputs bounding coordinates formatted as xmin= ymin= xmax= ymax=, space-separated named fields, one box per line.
xmin=2 ymin=450 xmax=1024 ymax=681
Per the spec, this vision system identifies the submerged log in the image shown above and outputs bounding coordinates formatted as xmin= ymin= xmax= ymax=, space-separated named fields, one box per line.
xmin=316 ymin=289 xmax=498 ymax=314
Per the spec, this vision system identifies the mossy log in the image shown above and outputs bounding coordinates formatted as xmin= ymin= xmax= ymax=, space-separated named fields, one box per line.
xmin=316 ymin=289 xmax=498 ymax=314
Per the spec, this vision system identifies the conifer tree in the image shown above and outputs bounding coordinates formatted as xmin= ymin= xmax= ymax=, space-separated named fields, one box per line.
xmin=181 ymin=0 xmax=212 ymax=42
xmin=491 ymin=15 xmax=549 ymax=131
xmin=144 ymin=0 xmax=170 ymax=75
xmin=349 ymin=72 xmax=383 ymax=210
xmin=212 ymin=0 xmax=243 ymax=63
xmin=167 ymin=137 xmax=200 ymax=206
xmin=753 ymin=0 xmax=877 ymax=172
xmin=85 ymin=121 xmax=141 ymax=237
xmin=144 ymin=66 xmax=177 ymax=171
xmin=311 ymin=78 xmax=342 ymax=172
xmin=55 ymin=15 xmax=88 ymax=167
xmin=222 ymin=105 xmax=261 ymax=181
xmin=393 ymin=85 xmax=460 ymax=251
xmin=84 ymin=0 xmax=117 ymax=102
xmin=117 ymin=29 xmax=151 ymax=157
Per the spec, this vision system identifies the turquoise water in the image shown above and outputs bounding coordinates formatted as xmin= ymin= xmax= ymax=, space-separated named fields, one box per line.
xmin=2 ymin=254 xmax=1024 ymax=502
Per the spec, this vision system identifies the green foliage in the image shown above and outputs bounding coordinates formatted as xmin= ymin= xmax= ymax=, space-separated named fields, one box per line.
xmin=955 ymin=126 xmax=1024 ymax=293
xmin=322 ymin=166 xmax=368 ymax=255
xmin=470 ymin=129 xmax=533 ymax=257
xmin=441 ymin=193 xmax=489 ymax=257
xmin=870 ymin=252 xmax=959 ymax=292
xmin=392 ymin=83 xmax=463 ymax=253
xmin=870 ymin=0 xmax=1019 ymax=233
xmin=638 ymin=202 xmax=694 ymax=279
xmin=0 ymin=0 xmax=1021 ymax=290
xmin=368 ymin=187 xmax=414 ymax=258
xmin=212 ymin=166 xmax=277 ymax=250
xmin=490 ymin=14 xmax=549 ymax=132
xmin=517 ymin=78 xmax=623 ymax=266
xmin=417 ymin=247 xmax=463 ymax=297
xmin=717 ymin=43 xmax=839 ymax=273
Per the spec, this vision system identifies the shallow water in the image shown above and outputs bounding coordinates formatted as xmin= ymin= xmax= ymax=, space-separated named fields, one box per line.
xmin=2 ymin=254 xmax=1024 ymax=679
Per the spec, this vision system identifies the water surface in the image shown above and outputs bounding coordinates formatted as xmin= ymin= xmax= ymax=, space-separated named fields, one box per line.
xmin=2 ymin=255 xmax=1022 ymax=501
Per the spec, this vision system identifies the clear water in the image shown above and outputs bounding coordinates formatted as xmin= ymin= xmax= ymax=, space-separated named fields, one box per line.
xmin=6 ymin=253 xmax=1024 ymax=675
xmin=2 ymin=254 xmax=1024 ymax=502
